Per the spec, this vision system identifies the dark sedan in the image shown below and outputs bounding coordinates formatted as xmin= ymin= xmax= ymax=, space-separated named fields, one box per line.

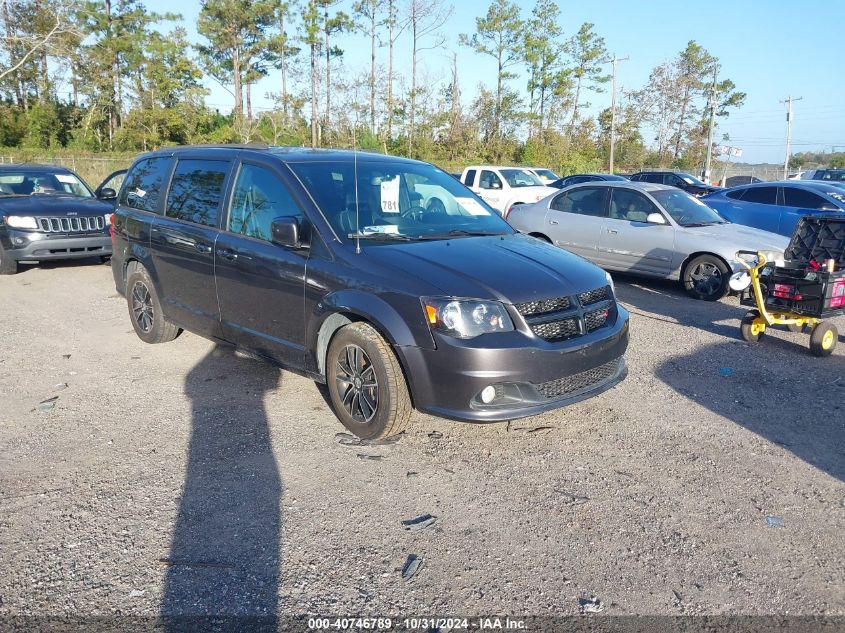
xmin=550 ymin=173 xmax=628 ymax=189
xmin=703 ymin=181 xmax=845 ymax=237
xmin=0 ymin=164 xmax=118 ymax=274
xmin=628 ymin=171 xmax=722 ymax=196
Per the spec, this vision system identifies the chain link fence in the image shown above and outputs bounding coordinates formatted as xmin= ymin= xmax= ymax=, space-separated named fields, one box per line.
xmin=0 ymin=155 xmax=132 ymax=188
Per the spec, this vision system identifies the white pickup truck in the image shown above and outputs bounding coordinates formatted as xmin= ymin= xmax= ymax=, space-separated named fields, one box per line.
xmin=459 ymin=166 xmax=557 ymax=217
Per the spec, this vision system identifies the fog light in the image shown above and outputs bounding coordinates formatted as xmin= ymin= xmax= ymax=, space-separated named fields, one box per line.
xmin=12 ymin=237 xmax=26 ymax=246
xmin=480 ymin=385 xmax=496 ymax=404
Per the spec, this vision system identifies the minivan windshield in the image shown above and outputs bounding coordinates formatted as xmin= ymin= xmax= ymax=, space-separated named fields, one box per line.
xmin=652 ymin=189 xmax=726 ymax=226
xmin=678 ymin=172 xmax=706 ymax=186
xmin=0 ymin=170 xmax=93 ymax=197
xmin=288 ymin=160 xmax=514 ymax=242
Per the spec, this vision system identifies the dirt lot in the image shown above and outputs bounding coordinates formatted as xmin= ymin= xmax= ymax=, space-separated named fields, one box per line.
xmin=1 ymin=259 xmax=844 ymax=623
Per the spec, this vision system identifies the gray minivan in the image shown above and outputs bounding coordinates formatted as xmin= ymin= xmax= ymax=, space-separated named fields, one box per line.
xmin=112 ymin=146 xmax=629 ymax=439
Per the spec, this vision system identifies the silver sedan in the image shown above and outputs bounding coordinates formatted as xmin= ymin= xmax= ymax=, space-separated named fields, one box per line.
xmin=507 ymin=181 xmax=789 ymax=301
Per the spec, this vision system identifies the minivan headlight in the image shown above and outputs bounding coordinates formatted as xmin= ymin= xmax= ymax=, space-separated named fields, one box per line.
xmin=422 ymin=298 xmax=514 ymax=339
xmin=5 ymin=215 xmax=38 ymax=229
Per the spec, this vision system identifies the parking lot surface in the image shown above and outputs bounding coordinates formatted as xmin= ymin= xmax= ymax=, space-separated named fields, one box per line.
xmin=1 ymin=260 xmax=844 ymax=618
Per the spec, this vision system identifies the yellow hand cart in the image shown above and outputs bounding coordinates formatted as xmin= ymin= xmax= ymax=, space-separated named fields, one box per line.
xmin=736 ymin=250 xmax=838 ymax=356
xmin=735 ymin=215 xmax=845 ymax=357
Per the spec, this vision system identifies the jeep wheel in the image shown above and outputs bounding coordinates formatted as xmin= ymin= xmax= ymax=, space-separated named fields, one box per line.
xmin=126 ymin=263 xmax=181 ymax=344
xmin=0 ymin=243 xmax=18 ymax=275
xmin=326 ymin=322 xmax=412 ymax=440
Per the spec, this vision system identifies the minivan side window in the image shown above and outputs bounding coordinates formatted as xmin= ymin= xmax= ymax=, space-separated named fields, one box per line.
xmin=228 ymin=164 xmax=304 ymax=241
xmin=741 ymin=186 xmax=778 ymax=205
xmin=119 ymin=157 xmax=172 ymax=213
xmin=165 ymin=159 xmax=229 ymax=228
xmin=550 ymin=187 xmax=608 ymax=217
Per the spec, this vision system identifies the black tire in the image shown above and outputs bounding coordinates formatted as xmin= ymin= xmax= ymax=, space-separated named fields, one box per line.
xmin=809 ymin=322 xmax=837 ymax=357
xmin=100 ymin=255 xmax=112 ymax=264
xmin=740 ymin=309 xmax=764 ymax=343
xmin=0 ymin=243 xmax=18 ymax=275
xmin=683 ymin=254 xmax=730 ymax=301
xmin=326 ymin=322 xmax=412 ymax=440
xmin=125 ymin=262 xmax=181 ymax=344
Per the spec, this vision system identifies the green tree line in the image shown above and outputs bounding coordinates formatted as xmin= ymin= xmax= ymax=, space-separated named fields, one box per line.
xmin=0 ymin=0 xmax=746 ymax=174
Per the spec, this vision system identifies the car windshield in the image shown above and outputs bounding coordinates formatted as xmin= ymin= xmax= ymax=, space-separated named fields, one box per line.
xmin=0 ymin=170 xmax=93 ymax=198
xmin=678 ymin=172 xmax=706 ymax=186
xmin=819 ymin=170 xmax=845 ymax=182
xmin=653 ymin=189 xmax=726 ymax=226
xmin=288 ymin=160 xmax=513 ymax=242
xmin=533 ymin=169 xmax=558 ymax=180
xmin=500 ymin=169 xmax=544 ymax=187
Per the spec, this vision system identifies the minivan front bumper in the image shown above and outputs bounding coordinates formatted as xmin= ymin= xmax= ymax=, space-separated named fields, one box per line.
xmin=398 ymin=306 xmax=629 ymax=422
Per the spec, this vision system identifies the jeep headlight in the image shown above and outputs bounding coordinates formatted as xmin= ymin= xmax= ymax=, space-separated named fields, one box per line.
xmin=422 ymin=298 xmax=514 ymax=339
xmin=5 ymin=215 xmax=38 ymax=229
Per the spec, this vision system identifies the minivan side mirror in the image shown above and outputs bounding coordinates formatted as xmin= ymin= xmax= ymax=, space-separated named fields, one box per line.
xmin=646 ymin=212 xmax=667 ymax=225
xmin=271 ymin=216 xmax=304 ymax=248
xmin=97 ymin=187 xmax=117 ymax=200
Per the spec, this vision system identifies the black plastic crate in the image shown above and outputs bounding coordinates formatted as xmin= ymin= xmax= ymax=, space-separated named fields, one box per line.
xmin=754 ymin=215 xmax=845 ymax=318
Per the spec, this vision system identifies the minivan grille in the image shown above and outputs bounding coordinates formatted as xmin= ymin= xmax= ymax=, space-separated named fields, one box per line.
xmin=535 ymin=358 xmax=622 ymax=399
xmin=516 ymin=285 xmax=615 ymax=343
xmin=531 ymin=317 xmax=579 ymax=342
xmin=514 ymin=296 xmax=571 ymax=316
xmin=578 ymin=286 xmax=610 ymax=306
xmin=37 ymin=216 xmax=105 ymax=233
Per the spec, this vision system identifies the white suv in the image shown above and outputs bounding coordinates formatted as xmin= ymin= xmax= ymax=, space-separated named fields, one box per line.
xmin=460 ymin=166 xmax=556 ymax=217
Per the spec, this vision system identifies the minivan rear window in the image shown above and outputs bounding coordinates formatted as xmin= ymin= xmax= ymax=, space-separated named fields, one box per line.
xmin=165 ymin=160 xmax=229 ymax=228
xmin=120 ymin=157 xmax=172 ymax=213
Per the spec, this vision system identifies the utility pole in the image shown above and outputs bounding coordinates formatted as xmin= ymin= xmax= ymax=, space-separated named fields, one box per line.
xmin=608 ymin=54 xmax=629 ymax=174
xmin=702 ymin=66 xmax=719 ymax=184
xmin=781 ymin=95 xmax=802 ymax=179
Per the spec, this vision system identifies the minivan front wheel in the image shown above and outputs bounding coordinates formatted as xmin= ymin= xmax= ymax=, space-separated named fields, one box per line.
xmin=327 ymin=322 xmax=412 ymax=440
xmin=125 ymin=263 xmax=181 ymax=344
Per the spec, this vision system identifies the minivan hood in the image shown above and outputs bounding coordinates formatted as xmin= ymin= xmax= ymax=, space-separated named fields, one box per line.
xmin=680 ymin=222 xmax=789 ymax=252
xmin=0 ymin=195 xmax=112 ymax=216
xmin=363 ymin=233 xmax=609 ymax=304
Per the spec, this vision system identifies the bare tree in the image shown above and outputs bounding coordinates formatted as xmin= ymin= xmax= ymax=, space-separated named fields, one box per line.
xmin=405 ymin=0 xmax=452 ymax=154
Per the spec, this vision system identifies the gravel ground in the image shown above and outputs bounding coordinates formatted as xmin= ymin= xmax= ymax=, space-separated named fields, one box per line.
xmin=1 ymin=259 xmax=844 ymax=623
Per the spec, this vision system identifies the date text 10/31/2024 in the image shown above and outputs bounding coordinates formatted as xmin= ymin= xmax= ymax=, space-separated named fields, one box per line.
xmin=307 ymin=617 xmax=527 ymax=630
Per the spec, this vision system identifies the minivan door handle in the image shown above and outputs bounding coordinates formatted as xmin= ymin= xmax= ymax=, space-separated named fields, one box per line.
xmin=606 ymin=228 xmax=618 ymax=234
xmin=548 ymin=219 xmax=559 ymax=225
xmin=217 ymin=247 xmax=238 ymax=260
xmin=194 ymin=243 xmax=213 ymax=254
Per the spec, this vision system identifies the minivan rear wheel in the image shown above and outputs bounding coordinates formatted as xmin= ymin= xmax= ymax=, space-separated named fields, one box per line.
xmin=326 ymin=322 xmax=412 ymax=440
xmin=126 ymin=263 xmax=181 ymax=344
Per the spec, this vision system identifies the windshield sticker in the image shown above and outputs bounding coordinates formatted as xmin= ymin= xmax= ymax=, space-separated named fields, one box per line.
xmin=380 ymin=176 xmax=401 ymax=213
xmin=362 ymin=225 xmax=399 ymax=234
xmin=55 ymin=174 xmax=80 ymax=184
xmin=455 ymin=197 xmax=491 ymax=216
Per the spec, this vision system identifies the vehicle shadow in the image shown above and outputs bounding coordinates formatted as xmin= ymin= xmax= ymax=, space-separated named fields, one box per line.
xmin=612 ymin=272 xmax=749 ymax=340
xmin=160 ymin=344 xmax=283 ymax=631
xmin=17 ymin=256 xmax=108 ymax=273
xmin=656 ymin=339 xmax=845 ymax=483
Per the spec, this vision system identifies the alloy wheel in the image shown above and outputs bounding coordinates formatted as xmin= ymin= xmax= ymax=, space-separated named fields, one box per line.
xmin=131 ymin=281 xmax=154 ymax=333
xmin=335 ymin=344 xmax=379 ymax=423
xmin=689 ymin=261 xmax=722 ymax=298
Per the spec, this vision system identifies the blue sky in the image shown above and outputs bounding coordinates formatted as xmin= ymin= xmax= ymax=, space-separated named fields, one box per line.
xmin=145 ymin=0 xmax=844 ymax=164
